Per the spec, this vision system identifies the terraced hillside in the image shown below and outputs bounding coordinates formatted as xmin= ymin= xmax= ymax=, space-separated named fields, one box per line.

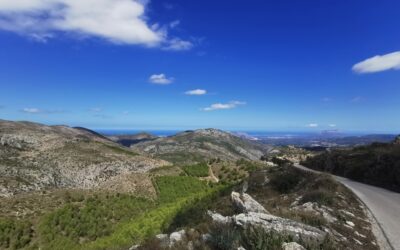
xmin=131 ymin=128 xmax=271 ymax=164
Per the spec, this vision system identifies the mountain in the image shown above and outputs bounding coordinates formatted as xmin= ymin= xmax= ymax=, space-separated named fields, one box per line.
xmin=131 ymin=128 xmax=271 ymax=164
xmin=108 ymin=132 xmax=158 ymax=147
xmin=0 ymin=120 xmax=168 ymax=197
xmin=302 ymin=136 xmax=400 ymax=192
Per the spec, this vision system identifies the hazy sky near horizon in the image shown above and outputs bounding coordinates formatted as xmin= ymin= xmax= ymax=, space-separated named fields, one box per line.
xmin=0 ymin=0 xmax=399 ymax=132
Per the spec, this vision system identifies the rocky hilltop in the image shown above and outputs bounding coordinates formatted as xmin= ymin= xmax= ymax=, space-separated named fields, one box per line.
xmin=0 ymin=120 xmax=168 ymax=197
xmin=131 ymin=128 xmax=271 ymax=164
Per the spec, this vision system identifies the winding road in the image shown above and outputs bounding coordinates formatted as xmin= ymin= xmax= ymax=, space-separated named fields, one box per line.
xmin=293 ymin=164 xmax=400 ymax=250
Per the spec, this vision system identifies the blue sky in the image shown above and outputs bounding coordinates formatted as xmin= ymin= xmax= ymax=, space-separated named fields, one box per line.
xmin=0 ymin=0 xmax=399 ymax=132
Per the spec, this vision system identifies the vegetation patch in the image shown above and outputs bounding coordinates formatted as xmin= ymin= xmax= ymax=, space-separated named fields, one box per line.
xmin=302 ymin=142 xmax=400 ymax=192
xmin=182 ymin=162 xmax=209 ymax=177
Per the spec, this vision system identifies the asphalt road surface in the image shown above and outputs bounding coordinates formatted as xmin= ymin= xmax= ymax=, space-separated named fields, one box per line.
xmin=293 ymin=164 xmax=400 ymax=250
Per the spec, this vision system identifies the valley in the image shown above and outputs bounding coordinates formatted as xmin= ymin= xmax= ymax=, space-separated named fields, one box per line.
xmin=0 ymin=119 xmax=394 ymax=250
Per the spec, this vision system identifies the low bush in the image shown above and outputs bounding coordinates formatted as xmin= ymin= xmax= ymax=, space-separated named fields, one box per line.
xmin=0 ymin=218 xmax=33 ymax=249
xmin=270 ymin=169 xmax=301 ymax=193
xmin=182 ymin=162 xmax=209 ymax=177
xmin=300 ymin=189 xmax=334 ymax=206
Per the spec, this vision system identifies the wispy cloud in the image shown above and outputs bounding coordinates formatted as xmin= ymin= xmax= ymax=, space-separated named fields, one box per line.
xmin=185 ymin=89 xmax=207 ymax=95
xmin=149 ymin=74 xmax=174 ymax=85
xmin=89 ymin=107 xmax=103 ymax=112
xmin=0 ymin=0 xmax=192 ymax=50
xmin=21 ymin=108 xmax=64 ymax=114
xmin=322 ymin=97 xmax=332 ymax=102
xmin=162 ymin=38 xmax=193 ymax=51
xmin=169 ymin=20 xmax=180 ymax=29
xmin=352 ymin=51 xmax=400 ymax=74
xmin=202 ymin=101 xmax=246 ymax=111
xmin=329 ymin=124 xmax=337 ymax=127
xmin=307 ymin=123 xmax=319 ymax=128
xmin=351 ymin=96 xmax=363 ymax=103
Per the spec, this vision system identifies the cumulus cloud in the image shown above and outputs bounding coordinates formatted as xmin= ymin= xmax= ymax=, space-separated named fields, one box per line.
xmin=185 ymin=89 xmax=207 ymax=95
xmin=0 ymin=0 xmax=192 ymax=49
xmin=21 ymin=108 xmax=64 ymax=114
xmin=149 ymin=74 xmax=174 ymax=84
xmin=202 ymin=101 xmax=246 ymax=111
xmin=307 ymin=123 xmax=319 ymax=128
xmin=352 ymin=51 xmax=400 ymax=73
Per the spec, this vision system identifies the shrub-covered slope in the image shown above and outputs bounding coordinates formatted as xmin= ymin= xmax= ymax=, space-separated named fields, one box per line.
xmin=302 ymin=139 xmax=400 ymax=192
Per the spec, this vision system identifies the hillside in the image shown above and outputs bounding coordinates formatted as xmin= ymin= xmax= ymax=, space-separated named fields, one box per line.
xmin=131 ymin=128 xmax=271 ymax=164
xmin=0 ymin=120 xmax=168 ymax=197
xmin=302 ymin=137 xmax=400 ymax=192
xmin=108 ymin=132 xmax=158 ymax=147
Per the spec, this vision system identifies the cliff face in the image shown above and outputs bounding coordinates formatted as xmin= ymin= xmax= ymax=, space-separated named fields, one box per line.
xmin=0 ymin=120 xmax=168 ymax=197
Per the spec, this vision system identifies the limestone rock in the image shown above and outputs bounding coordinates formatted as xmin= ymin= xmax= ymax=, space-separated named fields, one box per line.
xmin=207 ymin=210 xmax=231 ymax=224
xmin=233 ymin=212 xmax=326 ymax=243
xmin=231 ymin=191 xmax=268 ymax=214
xmin=169 ymin=229 xmax=186 ymax=246
xmin=282 ymin=242 xmax=306 ymax=250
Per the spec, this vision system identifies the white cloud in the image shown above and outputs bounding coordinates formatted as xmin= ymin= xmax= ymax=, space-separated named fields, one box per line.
xmin=0 ymin=0 xmax=192 ymax=49
xmin=185 ymin=89 xmax=207 ymax=95
xmin=89 ymin=107 xmax=102 ymax=112
xmin=202 ymin=101 xmax=246 ymax=111
xmin=21 ymin=107 xmax=64 ymax=114
xmin=351 ymin=96 xmax=363 ymax=103
xmin=149 ymin=73 xmax=174 ymax=84
xmin=329 ymin=124 xmax=337 ymax=127
xmin=352 ymin=51 xmax=400 ymax=73
xmin=169 ymin=20 xmax=180 ymax=29
xmin=307 ymin=123 xmax=319 ymax=128
xmin=22 ymin=108 xmax=41 ymax=113
xmin=162 ymin=38 xmax=193 ymax=51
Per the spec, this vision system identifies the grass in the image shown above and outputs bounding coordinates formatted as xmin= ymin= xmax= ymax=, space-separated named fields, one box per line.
xmin=182 ymin=162 xmax=209 ymax=177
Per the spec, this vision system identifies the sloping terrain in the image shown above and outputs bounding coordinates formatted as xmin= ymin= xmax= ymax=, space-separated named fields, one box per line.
xmin=131 ymin=128 xmax=271 ymax=164
xmin=108 ymin=132 xmax=158 ymax=147
xmin=302 ymin=137 xmax=400 ymax=192
xmin=0 ymin=120 xmax=168 ymax=197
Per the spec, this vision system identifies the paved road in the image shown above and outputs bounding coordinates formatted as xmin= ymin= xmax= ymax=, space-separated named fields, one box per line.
xmin=293 ymin=164 xmax=400 ymax=250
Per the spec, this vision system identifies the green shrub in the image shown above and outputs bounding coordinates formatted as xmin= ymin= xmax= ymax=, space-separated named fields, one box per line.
xmin=0 ymin=218 xmax=33 ymax=249
xmin=240 ymin=226 xmax=292 ymax=250
xmin=300 ymin=190 xmax=334 ymax=206
xmin=182 ymin=162 xmax=209 ymax=177
xmin=270 ymin=170 xmax=301 ymax=193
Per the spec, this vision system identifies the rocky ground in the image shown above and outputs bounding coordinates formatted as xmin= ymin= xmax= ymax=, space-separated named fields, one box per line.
xmin=0 ymin=120 xmax=168 ymax=197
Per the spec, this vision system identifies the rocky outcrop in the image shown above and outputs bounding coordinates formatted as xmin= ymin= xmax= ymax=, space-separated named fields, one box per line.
xmin=282 ymin=242 xmax=306 ymax=250
xmin=209 ymin=192 xmax=326 ymax=244
xmin=231 ymin=191 xmax=268 ymax=214
xmin=291 ymin=201 xmax=337 ymax=223
xmin=234 ymin=212 xmax=326 ymax=242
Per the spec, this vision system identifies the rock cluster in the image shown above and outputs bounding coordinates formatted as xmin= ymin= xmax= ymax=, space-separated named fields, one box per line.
xmin=208 ymin=192 xmax=326 ymax=248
